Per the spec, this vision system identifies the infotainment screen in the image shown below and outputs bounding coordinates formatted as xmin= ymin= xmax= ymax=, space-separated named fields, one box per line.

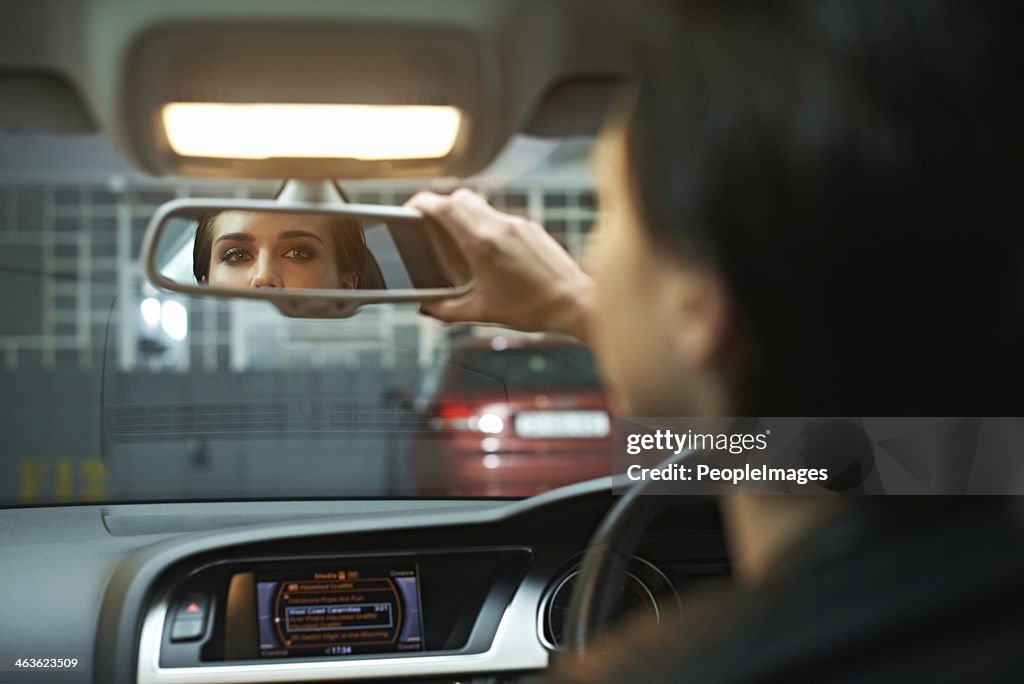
xmin=255 ymin=563 xmax=424 ymax=658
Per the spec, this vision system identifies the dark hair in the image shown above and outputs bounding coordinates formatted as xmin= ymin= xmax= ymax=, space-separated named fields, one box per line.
xmin=192 ymin=212 xmax=368 ymax=286
xmin=623 ymin=0 xmax=1024 ymax=415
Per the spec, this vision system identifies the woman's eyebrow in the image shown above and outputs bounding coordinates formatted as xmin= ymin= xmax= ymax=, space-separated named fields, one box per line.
xmin=214 ymin=232 xmax=255 ymax=244
xmin=276 ymin=230 xmax=325 ymax=245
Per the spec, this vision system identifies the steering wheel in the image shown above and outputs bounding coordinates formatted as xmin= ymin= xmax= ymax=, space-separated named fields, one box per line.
xmin=563 ymin=447 xmax=702 ymax=657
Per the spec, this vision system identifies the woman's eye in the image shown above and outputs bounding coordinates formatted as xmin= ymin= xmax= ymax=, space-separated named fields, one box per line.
xmin=220 ymin=247 xmax=252 ymax=264
xmin=284 ymin=247 xmax=315 ymax=260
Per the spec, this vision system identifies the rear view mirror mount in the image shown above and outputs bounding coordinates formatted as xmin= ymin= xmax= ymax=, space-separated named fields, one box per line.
xmin=140 ymin=179 xmax=472 ymax=318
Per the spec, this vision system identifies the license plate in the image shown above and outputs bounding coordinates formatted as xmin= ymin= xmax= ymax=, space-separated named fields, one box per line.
xmin=515 ymin=411 xmax=610 ymax=439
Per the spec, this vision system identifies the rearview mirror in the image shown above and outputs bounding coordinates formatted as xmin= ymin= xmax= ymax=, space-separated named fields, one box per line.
xmin=140 ymin=181 xmax=471 ymax=318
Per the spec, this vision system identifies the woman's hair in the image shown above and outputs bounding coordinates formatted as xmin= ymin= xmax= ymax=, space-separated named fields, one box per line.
xmin=622 ymin=0 xmax=1024 ymax=415
xmin=192 ymin=212 xmax=368 ymax=286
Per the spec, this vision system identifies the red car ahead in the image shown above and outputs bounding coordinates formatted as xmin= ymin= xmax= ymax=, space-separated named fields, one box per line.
xmin=410 ymin=336 xmax=613 ymax=496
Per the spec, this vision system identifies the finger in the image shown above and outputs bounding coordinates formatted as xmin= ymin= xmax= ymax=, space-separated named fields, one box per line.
xmin=407 ymin=188 xmax=496 ymax=243
xmin=449 ymin=187 xmax=494 ymax=212
xmin=408 ymin=192 xmax=485 ymax=283
xmin=426 ymin=221 xmax=473 ymax=285
xmin=405 ymin=191 xmax=443 ymax=211
xmin=420 ymin=296 xmax=475 ymax=324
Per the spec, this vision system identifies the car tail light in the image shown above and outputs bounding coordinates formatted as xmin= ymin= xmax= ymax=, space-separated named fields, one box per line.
xmin=429 ymin=400 xmax=475 ymax=431
xmin=428 ymin=400 xmax=504 ymax=434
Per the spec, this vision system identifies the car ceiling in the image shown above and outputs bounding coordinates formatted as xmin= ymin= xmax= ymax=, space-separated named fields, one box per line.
xmin=0 ymin=0 xmax=629 ymax=179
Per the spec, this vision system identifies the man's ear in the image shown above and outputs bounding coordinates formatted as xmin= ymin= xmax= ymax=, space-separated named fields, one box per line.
xmin=665 ymin=266 xmax=734 ymax=371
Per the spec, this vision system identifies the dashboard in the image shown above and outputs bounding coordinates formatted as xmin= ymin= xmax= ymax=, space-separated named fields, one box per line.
xmin=0 ymin=479 xmax=728 ymax=684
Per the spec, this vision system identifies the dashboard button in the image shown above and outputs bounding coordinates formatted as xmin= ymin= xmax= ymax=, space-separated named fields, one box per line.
xmin=170 ymin=617 xmax=205 ymax=642
xmin=170 ymin=593 xmax=210 ymax=642
xmin=175 ymin=593 xmax=209 ymax=621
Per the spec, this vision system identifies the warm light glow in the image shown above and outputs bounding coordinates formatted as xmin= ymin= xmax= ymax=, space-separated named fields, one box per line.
xmin=162 ymin=103 xmax=462 ymax=160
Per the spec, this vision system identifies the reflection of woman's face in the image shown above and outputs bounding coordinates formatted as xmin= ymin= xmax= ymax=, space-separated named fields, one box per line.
xmin=205 ymin=211 xmax=359 ymax=289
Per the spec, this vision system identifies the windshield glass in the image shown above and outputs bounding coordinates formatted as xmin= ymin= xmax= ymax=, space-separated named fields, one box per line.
xmin=0 ymin=132 xmax=607 ymax=505
xmin=448 ymin=346 xmax=601 ymax=393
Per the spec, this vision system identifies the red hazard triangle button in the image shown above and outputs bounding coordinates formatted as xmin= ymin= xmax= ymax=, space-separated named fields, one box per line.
xmin=171 ymin=593 xmax=210 ymax=643
xmin=175 ymin=593 xmax=209 ymax=621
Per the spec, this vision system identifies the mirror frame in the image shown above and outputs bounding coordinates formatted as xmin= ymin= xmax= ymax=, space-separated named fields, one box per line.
xmin=140 ymin=197 xmax=473 ymax=318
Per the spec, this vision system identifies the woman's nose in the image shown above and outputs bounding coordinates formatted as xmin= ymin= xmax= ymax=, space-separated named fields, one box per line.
xmin=251 ymin=256 xmax=283 ymax=289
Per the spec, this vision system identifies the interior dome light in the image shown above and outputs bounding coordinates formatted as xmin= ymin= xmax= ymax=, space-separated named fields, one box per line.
xmin=161 ymin=103 xmax=462 ymax=160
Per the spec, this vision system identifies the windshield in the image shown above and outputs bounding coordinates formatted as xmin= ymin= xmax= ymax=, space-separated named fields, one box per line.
xmin=0 ymin=132 xmax=607 ymax=505
xmin=446 ymin=346 xmax=601 ymax=393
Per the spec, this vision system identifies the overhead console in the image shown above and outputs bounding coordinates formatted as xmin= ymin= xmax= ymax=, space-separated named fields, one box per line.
xmin=149 ymin=547 xmax=531 ymax=673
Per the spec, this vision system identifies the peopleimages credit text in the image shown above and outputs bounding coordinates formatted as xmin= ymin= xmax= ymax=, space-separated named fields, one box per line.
xmin=626 ymin=463 xmax=829 ymax=485
xmin=623 ymin=428 xmax=828 ymax=485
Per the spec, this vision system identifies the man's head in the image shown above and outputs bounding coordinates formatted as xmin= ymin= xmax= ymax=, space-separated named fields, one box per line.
xmin=193 ymin=210 xmax=367 ymax=289
xmin=586 ymin=0 xmax=1024 ymax=417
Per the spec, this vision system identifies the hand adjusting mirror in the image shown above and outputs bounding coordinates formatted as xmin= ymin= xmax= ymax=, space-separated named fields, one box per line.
xmin=140 ymin=179 xmax=471 ymax=318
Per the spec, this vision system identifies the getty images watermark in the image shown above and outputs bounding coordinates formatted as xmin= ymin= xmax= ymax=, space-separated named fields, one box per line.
xmin=611 ymin=417 xmax=1024 ymax=495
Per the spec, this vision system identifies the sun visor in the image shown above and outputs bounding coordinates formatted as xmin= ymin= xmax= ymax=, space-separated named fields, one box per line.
xmin=0 ymin=75 xmax=96 ymax=133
